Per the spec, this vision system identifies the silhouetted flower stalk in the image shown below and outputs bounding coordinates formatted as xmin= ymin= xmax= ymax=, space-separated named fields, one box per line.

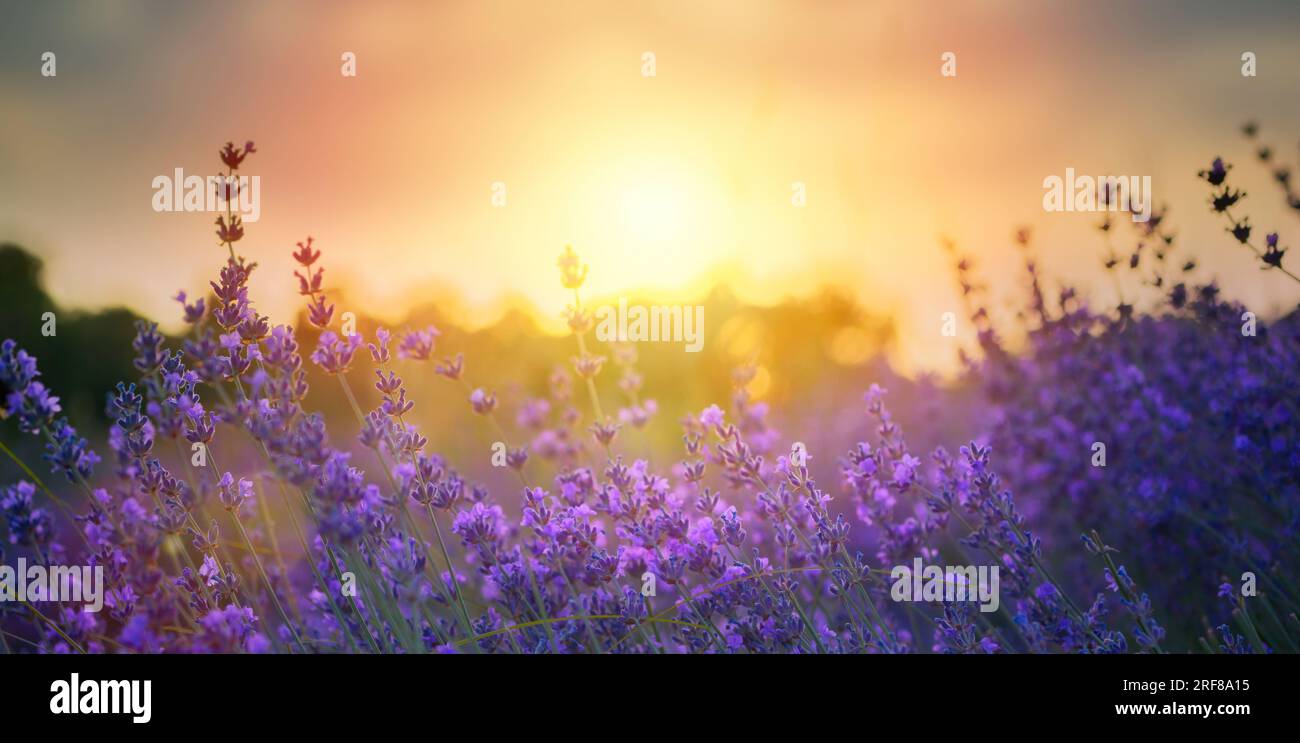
xmin=1199 ymin=156 xmax=1300 ymax=283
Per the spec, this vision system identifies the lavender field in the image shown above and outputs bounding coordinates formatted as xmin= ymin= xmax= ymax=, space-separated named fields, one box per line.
xmin=1 ymin=3 xmax=1299 ymax=667
xmin=1 ymin=131 xmax=1297 ymax=655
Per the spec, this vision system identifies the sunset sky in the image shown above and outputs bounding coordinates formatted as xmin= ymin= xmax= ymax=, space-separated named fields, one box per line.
xmin=3 ymin=0 xmax=1300 ymax=374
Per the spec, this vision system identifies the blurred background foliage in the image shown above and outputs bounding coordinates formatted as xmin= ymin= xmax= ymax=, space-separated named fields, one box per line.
xmin=2 ymin=241 xmax=978 ymax=503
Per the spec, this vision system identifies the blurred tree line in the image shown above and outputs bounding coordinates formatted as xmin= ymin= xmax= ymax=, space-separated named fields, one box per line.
xmin=1 ymin=241 xmax=941 ymax=499
xmin=1 ymin=244 xmax=144 ymax=439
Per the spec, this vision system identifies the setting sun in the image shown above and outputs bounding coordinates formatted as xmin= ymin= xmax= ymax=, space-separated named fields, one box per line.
xmin=616 ymin=175 xmax=694 ymax=245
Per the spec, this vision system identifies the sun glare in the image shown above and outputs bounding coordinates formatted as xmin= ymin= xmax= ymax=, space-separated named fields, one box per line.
xmin=617 ymin=180 xmax=691 ymax=244
xmin=552 ymin=152 xmax=734 ymax=298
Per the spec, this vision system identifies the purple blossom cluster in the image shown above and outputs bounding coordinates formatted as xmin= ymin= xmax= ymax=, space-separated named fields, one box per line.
xmin=0 ymin=140 xmax=1295 ymax=654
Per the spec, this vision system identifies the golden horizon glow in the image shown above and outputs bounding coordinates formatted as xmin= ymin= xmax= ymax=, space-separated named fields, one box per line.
xmin=4 ymin=1 xmax=1300 ymax=379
